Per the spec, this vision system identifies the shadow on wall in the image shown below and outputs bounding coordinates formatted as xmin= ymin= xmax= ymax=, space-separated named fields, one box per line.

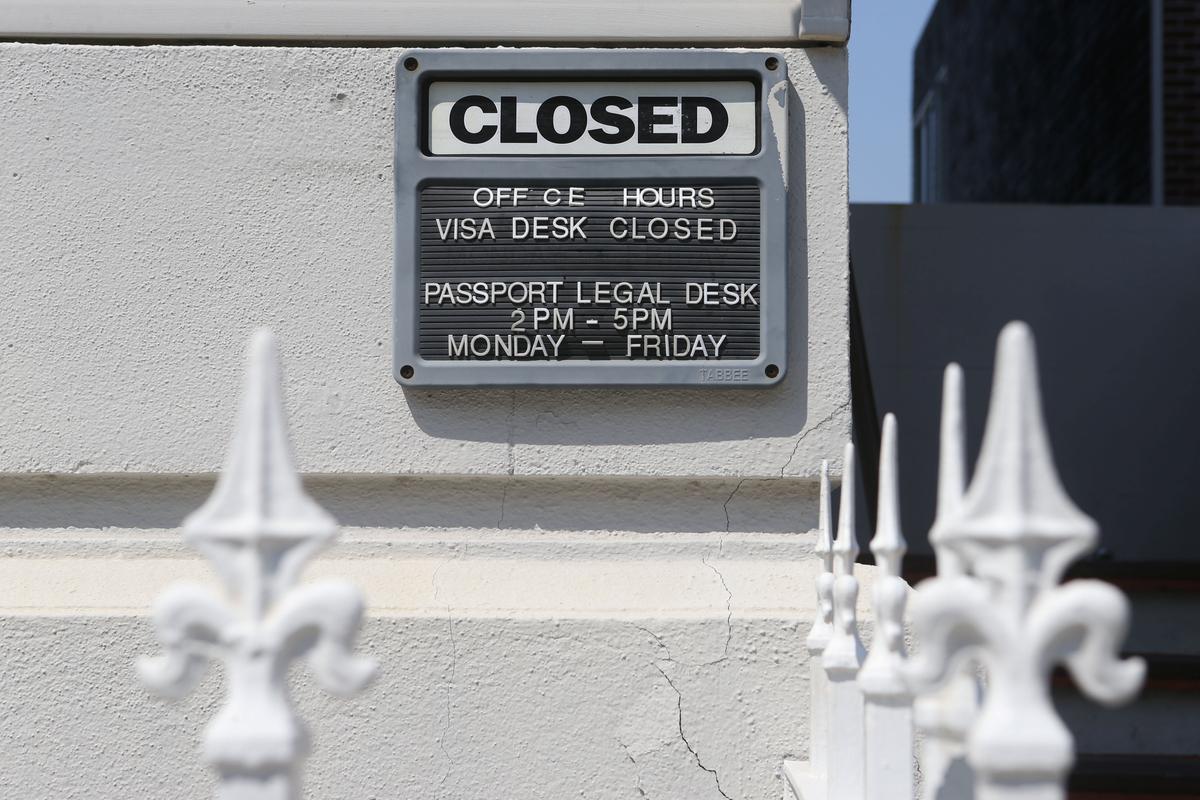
xmin=0 ymin=473 xmax=820 ymax=535
xmin=400 ymin=91 xmax=811 ymax=447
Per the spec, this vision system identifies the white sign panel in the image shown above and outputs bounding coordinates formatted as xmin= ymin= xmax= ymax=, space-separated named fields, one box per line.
xmin=428 ymin=81 xmax=758 ymax=156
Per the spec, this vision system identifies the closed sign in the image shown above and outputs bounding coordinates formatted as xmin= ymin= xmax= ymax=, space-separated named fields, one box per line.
xmin=428 ymin=81 xmax=758 ymax=156
xmin=395 ymin=50 xmax=789 ymax=387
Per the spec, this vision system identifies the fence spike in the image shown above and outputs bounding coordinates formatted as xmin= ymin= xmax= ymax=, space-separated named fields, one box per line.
xmin=138 ymin=329 xmax=377 ymax=800
xmin=859 ymin=414 xmax=913 ymax=800
xmin=913 ymin=363 xmax=979 ymax=800
xmin=808 ymin=459 xmax=836 ymax=648
xmin=831 ymin=443 xmax=859 ymax=576
xmin=906 ymin=321 xmax=1143 ymax=800
xmin=929 ymin=363 xmax=968 ymax=577
xmin=867 ymin=414 xmax=906 ymax=578
xmin=804 ymin=460 xmax=837 ymax=779
xmin=820 ymin=442 xmax=866 ymax=799
xmin=817 ymin=459 xmax=835 ymax=571
xmin=949 ymin=322 xmax=1098 ymax=593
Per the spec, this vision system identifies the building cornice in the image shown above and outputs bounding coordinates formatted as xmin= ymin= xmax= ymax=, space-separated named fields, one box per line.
xmin=0 ymin=0 xmax=850 ymax=46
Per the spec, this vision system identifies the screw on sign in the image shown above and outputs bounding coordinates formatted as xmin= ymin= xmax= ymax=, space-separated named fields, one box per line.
xmin=395 ymin=50 xmax=789 ymax=386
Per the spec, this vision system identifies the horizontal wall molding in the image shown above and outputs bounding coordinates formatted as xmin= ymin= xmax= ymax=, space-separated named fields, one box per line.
xmin=0 ymin=0 xmax=849 ymax=45
xmin=0 ymin=555 xmax=877 ymax=617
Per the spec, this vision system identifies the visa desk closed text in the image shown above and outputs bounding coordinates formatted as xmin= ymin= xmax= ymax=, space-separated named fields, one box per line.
xmin=394 ymin=50 xmax=791 ymax=386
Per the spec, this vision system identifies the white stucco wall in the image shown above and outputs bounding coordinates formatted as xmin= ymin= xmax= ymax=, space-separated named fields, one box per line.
xmin=0 ymin=44 xmax=848 ymax=478
xmin=0 ymin=42 xmax=850 ymax=799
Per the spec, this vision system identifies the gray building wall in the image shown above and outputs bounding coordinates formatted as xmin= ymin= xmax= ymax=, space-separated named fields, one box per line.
xmin=851 ymin=202 xmax=1200 ymax=562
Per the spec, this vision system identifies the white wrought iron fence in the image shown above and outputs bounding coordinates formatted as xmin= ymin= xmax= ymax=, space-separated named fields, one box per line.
xmin=785 ymin=321 xmax=1145 ymax=800
xmin=133 ymin=322 xmax=1144 ymax=800
xmin=138 ymin=330 xmax=376 ymax=800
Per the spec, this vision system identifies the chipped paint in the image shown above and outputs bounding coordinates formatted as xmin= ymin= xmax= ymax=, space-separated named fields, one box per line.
xmin=768 ymin=77 xmax=791 ymax=188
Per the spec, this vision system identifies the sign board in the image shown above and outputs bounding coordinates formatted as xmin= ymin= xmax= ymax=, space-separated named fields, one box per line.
xmin=394 ymin=50 xmax=788 ymax=386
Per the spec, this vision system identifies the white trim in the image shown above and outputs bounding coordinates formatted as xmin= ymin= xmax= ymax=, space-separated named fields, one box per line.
xmin=0 ymin=556 xmax=878 ymax=618
xmin=797 ymin=0 xmax=851 ymax=43
xmin=0 ymin=0 xmax=849 ymax=44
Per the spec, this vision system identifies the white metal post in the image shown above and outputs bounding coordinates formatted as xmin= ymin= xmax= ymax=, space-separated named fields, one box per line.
xmin=805 ymin=460 xmax=836 ymax=780
xmin=913 ymin=364 xmax=978 ymax=800
xmin=906 ymin=323 xmax=1145 ymax=800
xmin=858 ymin=414 xmax=913 ymax=800
xmin=822 ymin=442 xmax=866 ymax=800
xmin=139 ymin=330 xmax=377 ymax=800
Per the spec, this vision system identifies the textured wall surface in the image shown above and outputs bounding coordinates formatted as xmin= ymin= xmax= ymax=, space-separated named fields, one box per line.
xmin=0 ymin=42 xmax=850 ymax=799
xmin=0 ymin=547 xmax=878 ymax=800
xmin=0 ymin=610 xmax=860 ymax=800
xmin=0 ymin=44 xmax=849 ymax=479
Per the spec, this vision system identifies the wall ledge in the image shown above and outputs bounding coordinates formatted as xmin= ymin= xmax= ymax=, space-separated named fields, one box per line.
xmin=0 ymin=0 xmax=849 ymax=45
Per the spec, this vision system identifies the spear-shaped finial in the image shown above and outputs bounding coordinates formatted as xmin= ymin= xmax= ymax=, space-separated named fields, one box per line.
xmin=819 ymin=442 xmax=867 ymax=799
xmin=906 ymin=321 xmax=1142 ymax=800
xmin=946 ymin=322 xmax=1097 ymax=592
xmin=139 ymin=328 xmax=376 ymax=800
xmin=804 ymin=459 xmax=839 ymax=779
xmin=816 ymin=459 xmax=834 ymax=571
xmin=929 ymin=363 xmax=967 ymax=577
xmin=859 ymin=413 xmax=913 ymax=800
xmin=832 ymin=442 xmax=859 ymax=576
xmin=869 ymin=414 xmax=906 ymax=578
xmin=185 ymin=329 xmax=338 ymax=618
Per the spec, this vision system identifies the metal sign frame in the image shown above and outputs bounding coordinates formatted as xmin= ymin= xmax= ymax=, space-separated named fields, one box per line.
xmin=394 ymin=49 xmax=788 ymax=387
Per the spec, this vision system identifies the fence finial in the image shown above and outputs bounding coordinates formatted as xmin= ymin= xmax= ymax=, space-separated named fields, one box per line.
xmin=867 ymin=413 xmax=906 ymax=579
xmin=825 ymin=442 xmax=863 ymax=670
xmin=804 ymin=460 xmax=837 ymax=778
xmin=807 ymin=460 xmax=836 ymax=651
xmin=906 ymin=321 xmax=1144 ymax=800
xmin=913 ymin=363 xmax=979 ymax=800
xmin=831 ymin=444 xmax=859 ymax=577
xmin=860 ymin=414 xmax=908 ymax=690
xmin=929 ymin=363 xmax=968 ymax=577
xmin=820 ymin=443 xmax=866 ymax=799
xmin=948 ymin=322 xmax=1098 ymax=594
xmin=139 ymin=329 xmax=377 ymax=800
xmin=859 ymin=414 xmax=913 ymax=800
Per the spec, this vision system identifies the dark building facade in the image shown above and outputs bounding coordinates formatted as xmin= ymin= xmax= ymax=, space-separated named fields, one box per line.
xmin=1164 ymin=0 xmax=1200 ymax=203
xmin=913 ymin=0 xmax=1200 ymax=205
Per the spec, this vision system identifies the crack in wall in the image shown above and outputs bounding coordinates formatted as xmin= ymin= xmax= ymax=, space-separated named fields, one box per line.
xmin=721 ymin=478 xmax=749 ymax=534
xmin=619 ymin=739 xmax=643 ymax=797
xmin=498 ymin=390 xmax=519 ymax=527
xmin=504 ymin=390 xmax=518 ymax=476
xmin=431 ymin=558 xmax=458 ymax=796
xmin=654 ymin=664 xmax=734 ymax=800
xmin=634 ymin=624 xmax=675 ymax=663
xmin=721 ymin=399 xmax=851 ymax=532
xmin=497 ymin=477 xmax=511 ymax=528
xmin=701 ymin=555 xmax=733 ymax=664
xmin=779 ymin=400 xmax=851 ymax=478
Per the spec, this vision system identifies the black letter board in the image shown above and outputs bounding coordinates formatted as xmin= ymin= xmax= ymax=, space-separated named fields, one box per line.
xmin=394 ymin=50 xmax=788 ymax=387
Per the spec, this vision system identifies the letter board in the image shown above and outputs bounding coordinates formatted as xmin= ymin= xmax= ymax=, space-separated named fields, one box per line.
xmin=394 ymin=50 xmax=788 ymax=386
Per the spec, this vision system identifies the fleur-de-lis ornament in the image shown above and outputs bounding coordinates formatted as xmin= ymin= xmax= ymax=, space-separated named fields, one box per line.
xmin=138 ymin=330 xmax=377 ymax=800
xmin=905 ymin=323 xmax=1144 ymax=800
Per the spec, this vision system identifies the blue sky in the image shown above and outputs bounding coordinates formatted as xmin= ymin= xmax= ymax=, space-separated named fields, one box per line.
xmin=849 ymin=0 xmax=940 ymax=203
